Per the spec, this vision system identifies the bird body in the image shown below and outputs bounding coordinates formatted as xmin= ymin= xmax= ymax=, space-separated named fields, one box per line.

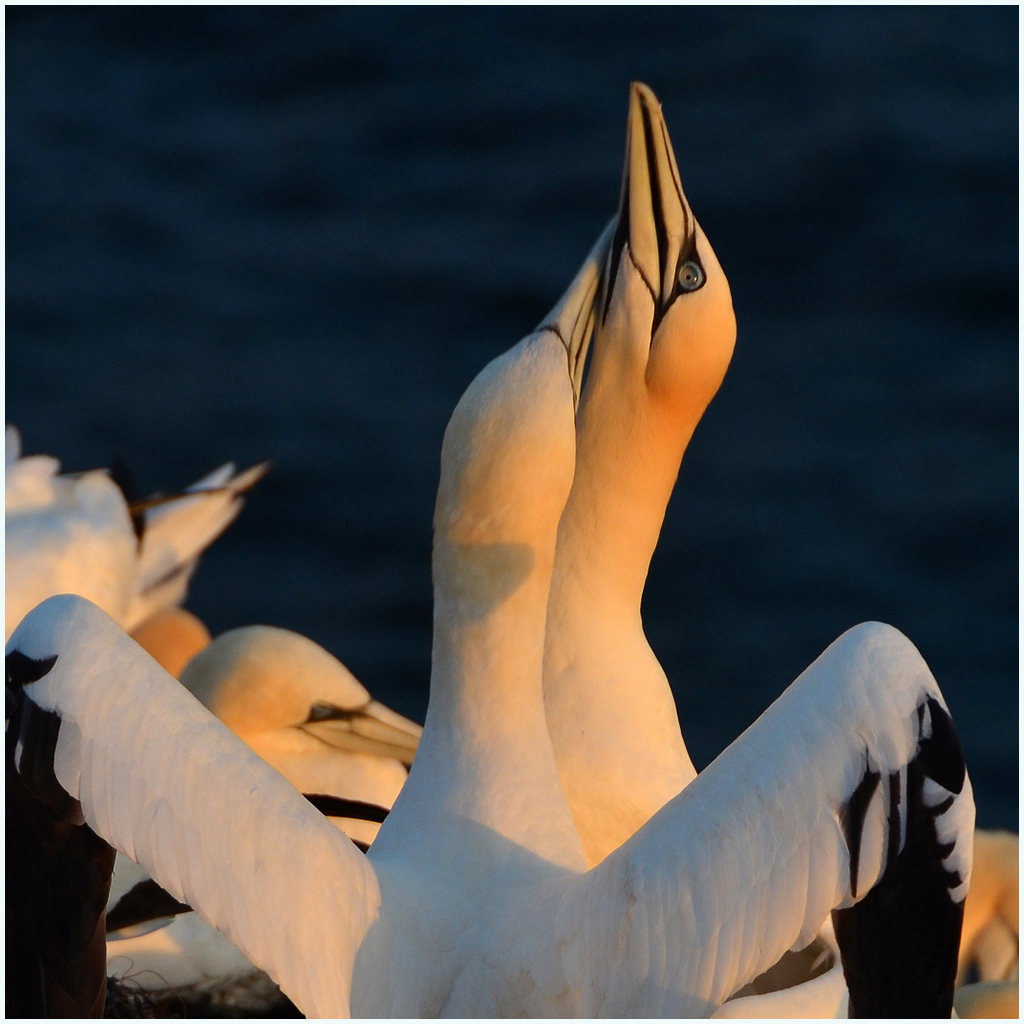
xmin=543 ymin=83 xmax=736 ymax=866
xmin=546 ymin=84 xmax=994 ymax=1016
xmin=4 ymin=424 xmax=267 ymax=642
xmin=6 ymin=433 xmax=137 ymax=641
xmin=958 ymin=829 xmax=1019 ymax=984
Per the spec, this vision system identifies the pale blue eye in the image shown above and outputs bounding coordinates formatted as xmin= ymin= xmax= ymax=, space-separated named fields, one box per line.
xmin=677 ymin=260 xmax=705 ymax=292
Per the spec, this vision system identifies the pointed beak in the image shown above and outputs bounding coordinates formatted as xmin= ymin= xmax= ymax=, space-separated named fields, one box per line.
xmin=602 ymin=82 xmax=698 ymax=326
xmin=299 ymin=700 xmax=422 ymax=766
xmin=537 ymin=217 xmax=617 ymax=411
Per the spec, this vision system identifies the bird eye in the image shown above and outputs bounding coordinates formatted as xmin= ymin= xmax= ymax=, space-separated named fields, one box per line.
xmin=677 ymin=260 xmax=705 ymax=293
xmin=307 ymin=701 xmax=339 ymax=722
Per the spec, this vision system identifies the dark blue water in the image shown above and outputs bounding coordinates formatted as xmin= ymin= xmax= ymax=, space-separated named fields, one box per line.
xmin=7 ymin=8 xmax=1017 ymax=829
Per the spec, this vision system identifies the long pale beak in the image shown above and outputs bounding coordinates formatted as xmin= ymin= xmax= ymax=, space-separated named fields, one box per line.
xmin=299 ymin=699 xmax=422 ymax=766
xmin=602 ymin=82 xmax=698 ymax=327
xmin=537 ymin=217 xmax=617 ymax=411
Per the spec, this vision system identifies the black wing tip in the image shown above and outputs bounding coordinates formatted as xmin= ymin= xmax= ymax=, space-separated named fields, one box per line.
xmin=106 ymin=879 xmax=192 ymax=934
xmin=6 ymin=649 xmax=59 ymax=689
xmin=7 ymin=681 xmax=115 ymax=1017
xmin=834 ymin=692 xmax=971 ymax=1018
xmin=6 ymin=652 xmax=84 ymax=825
xmin=918 ymin=697 xmax=966 ymax=795
xmin=302 ymin=792 xmax=390 ymax=825
xmin=840 ymin=763 xmax=882 ymax=900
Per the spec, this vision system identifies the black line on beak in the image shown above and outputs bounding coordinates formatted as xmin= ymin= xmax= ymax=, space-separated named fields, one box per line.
xmin=602 ymin=169 xmax=631 ymax=324
xmin=639 ymin=101 xmax=669 ymax=324
xmin=657 ymin=116 xmax=687 ymax=226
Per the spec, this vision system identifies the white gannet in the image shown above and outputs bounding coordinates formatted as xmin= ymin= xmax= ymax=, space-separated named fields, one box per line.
xmin=179 ymin=625 xmax=421 ymax=839
xmin=4 ymin=424 xmax=268 ymax=642
xmin=958 ymin=828 xmax=1018 ymax=985
xmin=128 ymin=606 xmax=213 ymax=679
xmin=7 ymin=214 xmax=975 ymax=1016
xmin=546 ymin=84 xmax=998 ymax=1016
xmin=544 ymin=81 xmax=734 ymax=869
xmin=104 ymin=625 xmax=422 ymax=1007
xmin=546 ymin=85 xmax=996 ymax=1016
xmin=542 ymin=83 xmax=850 ymax=1017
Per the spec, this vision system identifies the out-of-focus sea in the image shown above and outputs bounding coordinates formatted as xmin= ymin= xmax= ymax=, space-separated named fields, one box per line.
xmin=6 ymin=8 xmax=1018 ymax=829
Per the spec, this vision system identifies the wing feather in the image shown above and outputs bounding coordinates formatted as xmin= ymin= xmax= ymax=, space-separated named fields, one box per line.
xmin=125 ymin=462 xmax=270 ymax=631
xmin=557 ymin=621 xmax=974 ymax=1017
xmin=8 ymin=594 xmax=379 ymax=1017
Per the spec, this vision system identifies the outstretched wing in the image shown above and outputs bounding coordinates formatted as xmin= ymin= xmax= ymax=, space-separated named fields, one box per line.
xmin=7 ymin=594 xmax=379 ymax=1018
xmin=125 ymin=461 xmax=270 ymax=631
xmin=557 ymin=621 xmax=973 ymax=1018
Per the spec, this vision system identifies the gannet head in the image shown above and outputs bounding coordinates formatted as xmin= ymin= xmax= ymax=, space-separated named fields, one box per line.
xmin=595 ymin=81 xmax=736 ymax=433
xmin=180 ymin=625 xmax=422 ymax=764
xmin=433 ymin=226 xmax=614 ymax=606
xmin=130 ymin=607 xmax=212 ymax=679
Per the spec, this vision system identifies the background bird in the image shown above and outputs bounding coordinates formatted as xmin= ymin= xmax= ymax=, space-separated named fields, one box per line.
xmin=6 ymin=424 xmax=267 ymax=645
xmin=105 ymin=625 xmax=421 ymax=1007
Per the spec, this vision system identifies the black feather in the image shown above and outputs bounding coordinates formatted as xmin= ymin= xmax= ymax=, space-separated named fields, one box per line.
xmin=302 ymin=792 xmax=390 ymax=824
xmin=839 ymin=765 xmax=880 ymax=899
xmin=106 ymin=879 xmax=191 ymax=933
xmin=7 ymin=649 xmax=59 ymax=688
xmin=833 ymin=696 xmax=967 ymax=1018
xmin=916 ymin=698 xmax=966 ymax=795
xmin=6 ymin=664 xmax=115 ymax=1017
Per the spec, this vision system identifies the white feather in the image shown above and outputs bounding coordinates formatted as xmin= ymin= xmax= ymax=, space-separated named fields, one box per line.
xmin=4 ymin=429 xmax=266 ymax=640
xmin=15 ymin=595 xmax=379 ymax=1018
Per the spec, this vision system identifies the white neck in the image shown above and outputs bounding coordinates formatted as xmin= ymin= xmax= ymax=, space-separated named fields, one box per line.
xmin=375 ymin=335 xmax=587 ymax=874
xmin=544 ymin=565 xmax=695 ymax=866
xmin=542 ymin=272 xmax=709 ymax=865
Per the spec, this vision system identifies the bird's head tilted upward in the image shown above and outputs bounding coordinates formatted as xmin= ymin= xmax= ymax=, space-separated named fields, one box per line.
xmin=595 ymin=82 xmax=736 ymax=433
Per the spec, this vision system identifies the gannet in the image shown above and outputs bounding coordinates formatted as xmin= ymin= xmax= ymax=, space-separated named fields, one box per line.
xmin=544 ymin=81 xmax=734 ymax=868
xmin=7 ymin=211 xmax=974 ymax=1016
xmin=105 ymin=626 xmax=422 ymax=1006
xmin=4 ymin=424 xmax=267 ymax=642
xmin=180 ymin=626 xmax=421 ymax=837
xmin=541 ymin=82 xmax=849 ymax=1017
xmin=545 ymin=84 xmax=986 ymax=1017
xmin=958 ymin=828 xmax=1018 ymax=985
xmin=128 ymin=606 xmax=212 ymax=679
